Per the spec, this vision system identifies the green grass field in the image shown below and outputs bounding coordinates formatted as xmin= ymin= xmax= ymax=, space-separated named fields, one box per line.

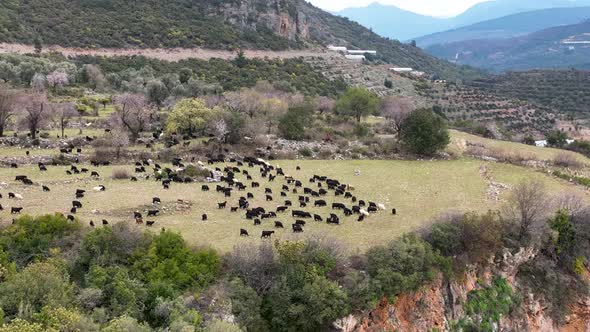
xmin=1 ymin=157 xmax=586 ymax=253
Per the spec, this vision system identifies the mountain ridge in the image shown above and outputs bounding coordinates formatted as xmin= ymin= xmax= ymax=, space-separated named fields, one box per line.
xmin=0 ymin=0 xmax=481 ymax=80
xmin=425 ymin=19 xmax=590 ymax=72
xmin=415 ymin=6 xmax=590 ymax=47
xmin=336 ymin=0 xmax=590 ymax=41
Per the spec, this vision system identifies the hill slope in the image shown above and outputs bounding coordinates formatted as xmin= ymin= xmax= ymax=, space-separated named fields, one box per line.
xmin=425 ymin=20 xmax=590 ymax=72
xmin=0 ymin=0 xmax=479 ymax=80
xmin=416 ymin=7 xmax=590 ymax=47
xmin=337 ymin=0 xmax=590 ymax=42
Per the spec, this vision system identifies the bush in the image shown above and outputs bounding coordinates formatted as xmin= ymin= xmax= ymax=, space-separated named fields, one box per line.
xmin=112 ymin=168 xmax=130 ymax=180
xmin=183 ymin=165 xmax=210 ymax=179
xmin=0 ymin=214 xmax=82 ymax=267
xmin=299 ymin=147 xmax=313 ymax=157
xmin=553 ymin=152 xmax=582 ymax=168
xmin=399 ymin=108 xmax=450 ymax=156
xmin=366 ymin=234 xmax=451 ymax=299
xmin=278 ymin=103 xmax=313 ymax=141
xmin=353 ymin=123 xmax=370 ymax=137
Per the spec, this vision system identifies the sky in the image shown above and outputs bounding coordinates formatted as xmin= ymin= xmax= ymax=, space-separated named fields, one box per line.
xmin=307 ymin=0 xmax=492 ymax=17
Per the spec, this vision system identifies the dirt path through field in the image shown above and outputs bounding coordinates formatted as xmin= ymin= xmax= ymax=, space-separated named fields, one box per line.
xmin=0 ymin=43 xmax=339 ymax=62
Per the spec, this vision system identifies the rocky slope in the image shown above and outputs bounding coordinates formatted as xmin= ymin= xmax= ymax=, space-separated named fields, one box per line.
xmin=338 ymin=248 xmax=590 ymax=332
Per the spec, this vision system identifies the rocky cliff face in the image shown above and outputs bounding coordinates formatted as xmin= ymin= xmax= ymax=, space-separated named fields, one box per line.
xmin=210 ymin=0 xmax=310 ymax=42
xmin=337 ymin=248 xmax=590 ymax=332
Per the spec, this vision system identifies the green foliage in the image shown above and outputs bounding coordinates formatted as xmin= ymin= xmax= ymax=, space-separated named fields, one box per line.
xmin=0 ymin=214 xmax=82 ymax=267
xmin=426 ymin=212 xmax=506 ymax=264
xmin=131 ymin=231 xmax=219 ymax=291
xmin=335 ymin=87 xmax=379 ymax=122
xmin=546 ymin=130 xmax=569 ymax=148
xmin=146 ymin=79 xmax=168 ymax=107
xmin=456 ymin=277 xmax=517 ymax=332
xmin=0 ymin=259 xmax=75 ymax=319
xmin=299 ymin=147 xmax=313 ymax=157
xmin=549 ymin=210 xmax=576 ymax=256
xmin=384 ymin=79 xmax=393 ymax=89
xmin=366 ymin=234 xmax=451 ymax=299
xmin=166 ymin=98 xmax=219 ymax=136
xmin=278 ymin=103 xmax=313 ymax=141
xmin=227 ymin=279 xmax=268 ymax=332
xmin=399 ymin=108 xmax=450 ymax=156
xmin=86 ymin=266 xmax=147 ymax=319
xmin=73 ymin=222 xmax=151 ymax=281
xmin=103 ymin=315 xmax=153 ymax=332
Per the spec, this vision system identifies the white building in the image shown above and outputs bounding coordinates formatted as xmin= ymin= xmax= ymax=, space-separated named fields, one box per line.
xmin=347 ymin=50 xmax=377 ymax=55
xmin=535 ymin=140 xmax=548 ymax=147
xmin=345 ymin=54 xmax=365 ymax=61
xmin=389 ymin=67 xmax=413 ymax=73
xmin=328 ymin=45 xmax=347 ymax=52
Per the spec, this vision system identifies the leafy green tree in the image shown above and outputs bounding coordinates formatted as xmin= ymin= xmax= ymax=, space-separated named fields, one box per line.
xmin=546 ymin=130 xmax=569 ymax=148
xmin=278 ymin=103 xmax=313 ymax=140
xmin=399 ymin=108 xmax=450 ymax=156
xmin=178 ymin=68 xmax=193 ymax=84
xmin=166 ymin=98 xmax=219 ymax=136
xmin=366 ymin=234 xmax=450 ymax=299
xmin=146 ymin=79 xmax=169 ymax=108
xmin=0 ymin=259 xmax=75 ymax=319
xmin=550 ymin=210 xmax=576 ymax=256
xmin=74 ymin=223 xmax=151 ymax=280
xmin=227 ymin=279 xmax=268 ymax=332
xmin=335 ymin=87 xmax=379 ymax=122
xmin=0 ymin=214 xmax=82 ymax=267
xmin=86 ymin=266 xmax=148 ymax=319
xmin=131 ymin=231 xmax=219 ymax=291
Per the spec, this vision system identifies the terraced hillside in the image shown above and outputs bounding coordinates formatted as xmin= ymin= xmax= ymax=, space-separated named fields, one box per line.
xmin=416 ymin=80 xmax=556 ymax=134
xmin=470 ymin=71 xmax=590 ymax=119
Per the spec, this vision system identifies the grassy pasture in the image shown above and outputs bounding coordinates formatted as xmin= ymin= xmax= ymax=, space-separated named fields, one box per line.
xmin=0 ymin=158 xmax=587 ymax=253
xmin=450 ymin=130 xmax=590 ymax=165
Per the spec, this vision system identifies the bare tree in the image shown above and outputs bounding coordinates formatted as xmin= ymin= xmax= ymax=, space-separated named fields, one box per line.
xmin=380 ymin=96 xmax=415 ymax=136
xmin=0 ymin=85 xmax=16 ymax=137
xmin=554 ymin=191 xmax=586 ymax=219
xmin=52 ymin=102 xmax=77 ymax=138
xmin=504 ymin=180 xmax=549 ymax=241
xmin=315 ymin=96 xmax=335 ymax=115
xmin=111 ymin=94 xmax=151 ymax=141
xmin=224 ymin=89 xmax=262 ymax=119
xmin=19 ymin=92 xmax=51 ymax=140
xmin=224 ymin=243 xmax=278 ymax=295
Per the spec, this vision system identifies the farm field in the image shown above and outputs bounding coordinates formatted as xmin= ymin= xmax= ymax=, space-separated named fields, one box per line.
xmin=0 ymin=157 xmax=586 ymax=253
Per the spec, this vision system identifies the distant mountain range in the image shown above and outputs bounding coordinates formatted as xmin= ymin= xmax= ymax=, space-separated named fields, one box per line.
xmin=425 ymin=19 xmax=590 ymax=72
xmin=416 ymin=7 xmax=590 ymax=47
xmin=336 ymin=0 xmax=590 ymax=41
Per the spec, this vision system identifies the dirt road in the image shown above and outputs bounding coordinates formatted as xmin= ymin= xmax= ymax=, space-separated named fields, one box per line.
xmin=0 ymin=43 xmax=339 ymax=62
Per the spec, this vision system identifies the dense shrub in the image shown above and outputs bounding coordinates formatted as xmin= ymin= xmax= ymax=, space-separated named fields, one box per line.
xmin=399 ymin=108 xmax=450 ymax=156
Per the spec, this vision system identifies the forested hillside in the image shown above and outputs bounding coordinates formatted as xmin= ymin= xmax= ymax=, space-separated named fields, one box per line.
xmin=0 ymin=0 xmax=481 ymax=80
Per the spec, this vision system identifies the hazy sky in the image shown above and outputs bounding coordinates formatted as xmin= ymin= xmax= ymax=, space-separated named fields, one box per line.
xmin=307 ymin=0 xmax=491 ymax=17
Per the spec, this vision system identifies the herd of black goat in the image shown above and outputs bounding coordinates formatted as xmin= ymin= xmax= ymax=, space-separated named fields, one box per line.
xmin=197 ymin=156 xmax=395 ymax=239
xmin=1 ymin=153 xmax=395 ymax=239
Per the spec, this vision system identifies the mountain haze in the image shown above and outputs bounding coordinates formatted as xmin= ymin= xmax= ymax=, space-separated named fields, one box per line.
xmin=416 ymin=7 xmax=590 ymax=47
xmin=337 ymin=0 xmax=590 ymax=41
xmin=426 ymin=19 xmax=590 ymax=72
